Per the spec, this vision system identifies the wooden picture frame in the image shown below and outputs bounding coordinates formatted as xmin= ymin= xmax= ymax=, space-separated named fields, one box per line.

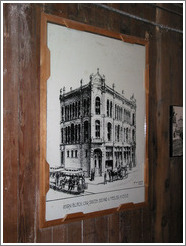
xmin=40 ymin=12 xmax=149 ymax=228
xmin=170 ymin=105 xmax=183 ymax=157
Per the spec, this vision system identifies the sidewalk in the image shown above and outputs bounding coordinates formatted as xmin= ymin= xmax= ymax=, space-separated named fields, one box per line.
xmin=85 ymin=168 xmax=134 ymax=186
xmin=85 ymin=176 xmax=105 ymax=185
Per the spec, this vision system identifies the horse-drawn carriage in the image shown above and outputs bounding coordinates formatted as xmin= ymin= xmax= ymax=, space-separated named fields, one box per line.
xmin=49 ymin=167 xmax=88 ymax=194
xmin=107 ymin=165 xmax=128 ymax=182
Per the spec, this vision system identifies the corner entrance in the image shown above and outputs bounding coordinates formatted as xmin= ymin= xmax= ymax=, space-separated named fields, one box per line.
xmin=94 ymin=149 xmax=102 ymax=176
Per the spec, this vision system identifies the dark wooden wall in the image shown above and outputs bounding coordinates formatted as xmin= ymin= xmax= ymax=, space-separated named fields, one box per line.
xmin=3 ymin=3 xmax=183 ymax=243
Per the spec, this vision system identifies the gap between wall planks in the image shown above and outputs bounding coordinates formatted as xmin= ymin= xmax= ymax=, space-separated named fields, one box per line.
xmin=40 ymin=11 xmax=150 ymax=228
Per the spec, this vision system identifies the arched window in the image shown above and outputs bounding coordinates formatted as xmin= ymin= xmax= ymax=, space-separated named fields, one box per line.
xmin=115 ymin=125 xmax=117 ymax=141
xmin=87 ymin=98 xmax=90 ymax=115
xmin=71 ymin=124 xmax=74 ymax=143
xmin=132 ymin=129 xmax=135 ymax=142
xmin=70 ymin=104 xmax=72 ymax=120
xmin=68 ymin=126 xmax=70 ymax=143
xmin=67 ymin=105 xmax=69 ymax=120
xmin=75 ymin=102 xmax=78 ymax=118
xmin=84 ymin=98 xmax=87 ymax=115
xmin=66 ymin=127 xmax=68 ymax=143
xmin=132 ymin=113 xmax=135 ymax=125
xmin=78 ymin=101 xmax=80 ymax=118
xmin=73 ymin=103 xmax=75 ymax=118
xmin=84 ymin=121 xmax=89 ymax=142
xmin=61 ymin=151 xmax=64 ymax=165
xmin=107 ymin=122 xmax=112 ymax=141
xmin=126 ymin=128 xmax=128 ymax=142
xmin=107 ymin=100 xmax=109 ymax=117
xmin=124 ymin=128 xmax=126 ymax=142
xmin=65 ymin=106 xmax=67 ymax=121
xmin=75 ymin=125 xmax=77 ymax=142
xmin=61 ymin=128 xmax=63 ymax=143
xmin=117 ymin=125 xmax=120 ymax=142
xmin=95 ymin=97 xmax=100 ymax=114
xmin=78 ymin=124 xmax=80 ymax=142
xmin=95 ymin=120 xmax=100 ymax=138
xmin=110 ymin=102 xmax=112 ymax=117
xmin=61 ymin=106 xmax=64 ymax=121
xmin=129 ymin=129 xmax=131 ymax=142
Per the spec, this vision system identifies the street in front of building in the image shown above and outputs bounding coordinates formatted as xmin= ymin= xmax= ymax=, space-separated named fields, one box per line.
xmin=46 ymin=166 xmax=141 ymax=202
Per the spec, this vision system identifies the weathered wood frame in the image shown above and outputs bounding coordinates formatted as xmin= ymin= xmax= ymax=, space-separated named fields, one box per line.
xmin=40 ymin=12 xmax=149 ymax=228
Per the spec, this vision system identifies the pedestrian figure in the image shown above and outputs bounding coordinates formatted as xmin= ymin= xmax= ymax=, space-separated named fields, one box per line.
xmin=93 ymin=168 xmax=95 ymax=180
xmin=55 ymin=172 xmax=59 ymax=187
xmin=68 ymin=176 xmax=72 ymax=191
xmin=104 ymin=171 xmax=107 ymax=184
xmin=90 ymin=169 xmax=94 ymax=181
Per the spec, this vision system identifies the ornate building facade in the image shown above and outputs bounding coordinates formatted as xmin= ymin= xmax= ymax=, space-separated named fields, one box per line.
xmin=59 ymin=69 xmax=136 ymax=177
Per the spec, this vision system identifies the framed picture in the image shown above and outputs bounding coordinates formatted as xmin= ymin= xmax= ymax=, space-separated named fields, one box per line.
xmin=170 ymin=106 xmax=183 ymax=157
xmin=40 ymin=13 xmax=149 ymax=227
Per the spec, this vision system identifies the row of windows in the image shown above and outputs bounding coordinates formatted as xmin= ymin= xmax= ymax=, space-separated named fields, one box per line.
xmin=61 ymin=98 xmax=90 ymax=121
xmin=67 ymin=150 xmax=78 ymax=158
xmin=105 ymin=151 xmax=134 ymax=162
xmin=61 ymin=149 xmax=88 ymax=162
xmin=97 ymin=97 xmax=135 ymax=124
xmin=61 ymin=96 xmax=135 ymax=125
xmin=61 ymin=124 xmax=81 ymax=144
xmin=114 ymin=125 xmax=135 ymax=143
xmin=62 ymin=101 xmax=80 ymax=121
xmin=61 ymin=121 xmax=89 ymax=144
xmin=61 ymin=121 xmax=135 ymax=143
xmin=107 ymin=123 xmax=135 ymax=143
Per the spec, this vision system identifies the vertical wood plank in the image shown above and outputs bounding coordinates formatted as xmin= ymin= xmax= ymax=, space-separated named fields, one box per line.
xmin=119 ymin=210 xmax=132 ymax=243
xmin=142 ymin=207 xmax=152 ymax=243
xmin=119 ymin=209 xmax=143 ymax=243
xmin=83 ymin=218 xmax=96 ymax=243
xmin=154 ymin=29 xmax=171 ymax=243
xmin=169 ymin=31 xmax=183 ymax=243
xmin=131 ymin=209 xmax=143 ymax=243
xmin=169 ymin=159 xmax=183 ymax=242
xmin=36 ymin=228 xmax=53 ymax=243
xmin=108 ymin=213 xmax=119 ymax=243
xmin=95 ymin=216 xmax=109 ymax=243
xmin=67 ymin=221 xmax=82 ymax=243
xmin=53 ymin=224 xmax=68 ymax=243
xmin=17 ymin=3 xmax=39 ymax=242
xmin=3 ymin=3 xmax=19 ymax=243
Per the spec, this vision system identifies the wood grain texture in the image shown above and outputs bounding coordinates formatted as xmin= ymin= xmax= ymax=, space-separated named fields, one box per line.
xmin=3 ymin=3 xmax=20 ymax=243
xmin=16 ymin=4 xmax=39 ymax=242
xmin=108 ymin=213 xmax=119 ymax=243
xmin=36 ymin=228 xmax=53 ymax=243
xmin=95 ymin=216 xmax=109 ymax=243
xmin=67 ymin=221 xmax=82 ymax=243
xmin=82 ymin=218 xmax=96 ymax=243
xmin=52 ymin=224 xmax=68 ymax=243
xmin=169 ymin=31 xmax=183 ymax=243
xmin=3 ymin=3 xmax=183 ymax=243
